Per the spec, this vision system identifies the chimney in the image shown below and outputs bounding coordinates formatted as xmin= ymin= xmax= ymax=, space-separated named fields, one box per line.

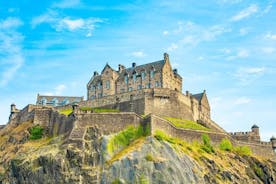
xmin=173 ymin=69 xmax=178 ymax=74
xmin=132 ymin=62 xmax=136 ymax=68
xmin=164 ymin=53 xmax=169 ymax=62
xmin=93 ymin=71 xmax=99 ymax=76
xmin=118 ymin=64 xmax=125 ymax=73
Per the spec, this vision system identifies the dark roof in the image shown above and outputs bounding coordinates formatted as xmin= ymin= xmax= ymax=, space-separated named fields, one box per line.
xmin=117 ymin=60 xmax=165 ymax=80
xmin=251 ymin=124 xmax=259 ymax=129
xmin=192 ymin=93 xmax=204 ymax=102
xmin=37 ymin=95 xmax=83 ymax=103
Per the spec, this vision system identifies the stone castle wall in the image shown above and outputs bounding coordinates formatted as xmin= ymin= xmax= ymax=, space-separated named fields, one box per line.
xmin=149 ymin=114 xmax=275 ymax=159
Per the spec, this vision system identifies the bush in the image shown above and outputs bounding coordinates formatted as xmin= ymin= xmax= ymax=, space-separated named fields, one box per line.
xmin=29 ymin=125 xmax=44 ymax=140
xmin=107 ymin=125 xmax=148 ymax=155
xmin=201 ymin=134 xmax=215 ymax=153
xmin=219 ymin=138 xmax=233 ymax=151
xmin=145 ymin=154 xmax=154 ymax=162
xmin=234 ymin=146 xmax=252 ymax=156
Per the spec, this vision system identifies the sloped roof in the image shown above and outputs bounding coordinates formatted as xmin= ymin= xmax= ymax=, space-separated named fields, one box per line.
xmin=117 ymin=60 xmax=165 ymax=80
xmin=192 ymin=93 xmax=204 ymax=102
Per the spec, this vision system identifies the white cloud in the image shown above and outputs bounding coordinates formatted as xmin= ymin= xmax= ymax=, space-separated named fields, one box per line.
xmin=234 ymin=67 xmax=266 ymax=85
xmin=131 ymin=51 xmax=146 ymax=57
xmin=226 ymin=48 xmax=249 ymax=60
xmin=261 ymin=47 xmax=275 ymax=54
xmin=31 ymin=10 xmax=104 ymax=36
xmin=234 ymin=97 xmax=251 ymax=105
xmin=264 ymin=32 xmax=276 ymax=40
xmin=167 ymin=43 xmax=178 ymax=51
xmin=239 ymin=27 xmax=249 ymax=36
xmin=52 ymin=0 xmax=81 ymax=8
xmin=217 ymin=0 xmax=242 ymax=4
xmin=43 ymin=84 xmax=67 ymax=96
xmin=163 ymin=30 xmax=169 ymax=35
xmin=0 ymin=17 xmax=24 ymax=87
xmin=263 ymin=4 xmax=272 ymax=14
xmin=230 ymin=4 xmax=258 ymax=21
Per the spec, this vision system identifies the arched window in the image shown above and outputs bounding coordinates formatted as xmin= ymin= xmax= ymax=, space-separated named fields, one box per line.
xmin=155 ymin=81 xmax=159 ymax=87
xmin=150 ymin=70 xmax=154 ymax=78
xmin=133 ymin=73 xmax=137 ymax=82
xmin=97 ymin=81 xmax=102 ymax=89
xmin=41 ymin=98 xmax=47 ymax=105
xmin=106 ymin=80 xmax=110 ymax=89
xmin=141 ymin=71 xmax=146 ymax=80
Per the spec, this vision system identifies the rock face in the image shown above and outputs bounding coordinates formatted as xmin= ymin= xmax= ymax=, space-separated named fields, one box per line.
xmin=0 ymin=123 xmax=276 ymax=184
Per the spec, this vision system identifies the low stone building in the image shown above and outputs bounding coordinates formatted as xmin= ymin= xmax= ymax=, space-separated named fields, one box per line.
xmin=36 ymin=94 xmax=83 ymax=107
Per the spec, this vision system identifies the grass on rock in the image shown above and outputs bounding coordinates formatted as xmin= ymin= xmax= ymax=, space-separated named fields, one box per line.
xmin=163 ymin=117 xmax=210 ymax=131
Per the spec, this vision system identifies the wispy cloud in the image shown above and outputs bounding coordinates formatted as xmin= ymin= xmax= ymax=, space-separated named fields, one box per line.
xmin=230 ymin=4 xmax=258 ymax=21
xmin=264 ymin=32 xmax=276 ymax=40
xmin=234 ymin=97 xmax=251 ymax=105
xmin=261 ymin=47 xmax=275 ymax=54
xmin=217 ymin=0 xmax=243 ymax=4
xmin=131 ymin=51 xmax=146 ymax=58
xmin=43 ymin=84 xmax=67 ymax=96
xmin=31 ymin=10 xmax=104 ymax=37
xmin=226 ymin=48 xmax=249 ymax=60
xmin=234 ymin=67 xmax=266 ymax=85
xmin=52 ymin=0 xmax=81 ymax=8
xmin=0 ymin=17 xmax=24 ymax=87
xmin=165 ymin=22 xmax=230 ymax=50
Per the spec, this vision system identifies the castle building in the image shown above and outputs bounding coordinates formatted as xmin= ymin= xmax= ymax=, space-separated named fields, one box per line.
xmin=87 ymin=53 xmax=182 ymax=100
xmin=36 ymin=94 xmax=83 ymax=107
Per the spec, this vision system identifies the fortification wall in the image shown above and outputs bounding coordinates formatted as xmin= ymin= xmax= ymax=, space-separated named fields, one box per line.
xmin=149 ymin=114 xmax=275 ymax=159
xmin=74 ymin=112 xmax=142 ymax=135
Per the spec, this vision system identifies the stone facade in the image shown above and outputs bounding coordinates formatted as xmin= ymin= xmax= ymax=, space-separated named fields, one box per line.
xmin=87 ymin=53 xmax=182 ymax=100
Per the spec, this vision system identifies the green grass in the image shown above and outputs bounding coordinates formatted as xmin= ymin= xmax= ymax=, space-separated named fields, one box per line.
xmin=107 ymin=125 xmax=150 ymax=155
xmin=201 ymin=134 xmax=215 ymax=154
xmin=29 ymin=125 xmax=44 ymax=140
xmin=163 ymin=117 xmax=210 ymax=131
xmin=93 ymin=108 xmax=119 ymax=113
xmin=59 ymin=109 xmax=73 ymax=115
xmin=219 ymin=138 xmax=233 ymax=151
xmin=233 ymin=145 xmax=252 ymax=156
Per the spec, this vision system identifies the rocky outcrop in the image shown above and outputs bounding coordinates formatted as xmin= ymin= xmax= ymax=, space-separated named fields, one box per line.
xmin=1 ymin=123 xmax=276 ymax=184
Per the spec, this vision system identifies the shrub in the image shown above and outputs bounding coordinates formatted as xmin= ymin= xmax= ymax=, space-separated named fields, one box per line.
xmin=107 ymin=125 xmax=148 ymax=155
xmin=145 ymin=154 xmax=154 ymax=162
xmin=201 ymin=134 xmax=215 ymax=153
xmin=29 ymin=125 xmax=44 ymax=140
xmin=219 ymin=138 xmax=233 ymax=151
xmin=234 ymin=146 xmax=252 ymax=156
xmin=253 ymin=163 xmax=264 ymax=179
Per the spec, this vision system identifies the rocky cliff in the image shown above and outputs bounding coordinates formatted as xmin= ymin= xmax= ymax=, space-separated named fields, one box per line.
xmin=0 ymin=121 xmax=275 ymax=184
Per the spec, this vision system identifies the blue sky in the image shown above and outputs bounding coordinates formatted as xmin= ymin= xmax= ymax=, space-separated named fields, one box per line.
xmin=0 ymin=0 xmax=275 ymax=140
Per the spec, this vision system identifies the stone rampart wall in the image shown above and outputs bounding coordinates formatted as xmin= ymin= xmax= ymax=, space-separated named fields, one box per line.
xmin=74 ymin=112 xmax=142 ymax=135
xmin=149 ymin=115 xmax=275 ymax=159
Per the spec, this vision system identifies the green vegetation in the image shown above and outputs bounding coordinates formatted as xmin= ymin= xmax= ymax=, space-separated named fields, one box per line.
xmin=164 ymin=117 xmax=210 ymax=131
xmin=145 ymin=153 xmax=154 ymax=162
xmin=219 ymin=138 xmax=233 ymax=151
xmin=58 ymin=107 xmax=119 ymax=116
xmin=139 ymin=174 xmax=149 ymax=184
xmin=107 ymin=125 xmax=150 ymax=155
xmin=29 ymin=125 xmax=44 ymax=140
xmin=201 ymin=134 xmax=215 ymax=154
xmin=111 ymin=179 xmax=123 ymax=184
xmin=59 ymin=109 xmax=73 ymax=115
xmin=233 ymin=146 xmax=252 ymax=156
xmin=253 ymin=163 xmax=264 ymax=179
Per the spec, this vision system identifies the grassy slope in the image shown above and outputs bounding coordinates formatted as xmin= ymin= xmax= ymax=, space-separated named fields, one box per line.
xmin=163 ymin=117 xmax=210 ymax=131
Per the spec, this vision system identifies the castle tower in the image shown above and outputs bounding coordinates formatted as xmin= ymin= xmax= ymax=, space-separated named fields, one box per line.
xmin=251 ymin=124 xmax=260 ymax=141
xmin=271 ymin=136 xmax=276 ymax=151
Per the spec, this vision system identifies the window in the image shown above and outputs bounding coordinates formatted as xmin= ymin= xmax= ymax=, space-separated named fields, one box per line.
xmin=91 ymin=86 xmax=96 ymax=91
xmin=155 ymin=81 xmax=159 ymax=87
xmin=41 ymin=98 xmax=47 ymax=105
xmin=91 ymin=95 xmax=95 ymax=100
xmin=98 ymin=93 xmax=102 ymax=98
xmin=141 ymin=71 xmax=146 ymax=80
xmin=133 ymin=73 xmax=136 ymax=82
xmin=120 ymin=88 xmax=125 ymax=93
xmin=150 ymin=70 xmax=154 ymax=78
xmin=137 ymin=85 xmax=142 ymax=90
xmin=52 ymin=98 xmax=58 ymax=106
xmin=106 ymin=80 xmax=110 ymax=89
xmin=146 ymin=83 xmax=151 ymax=88
xmin=128 ymin=87 xmax=133 ymax=92
xmin=124 ymin=75 xmax=128 ymax=84
xmin=97 ymin=82 xmax=102 ymax=89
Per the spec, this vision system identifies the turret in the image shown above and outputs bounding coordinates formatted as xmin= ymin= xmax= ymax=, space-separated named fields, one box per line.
xmin=271 ymin=136 xmax=276 ymax=150
xmin=251 ymin=124 xmax=260 ymax=136
xmin=118 ymin=64 xmax=125 ymax=73
xmin=11 ymin=103 xmax=17 ymax=113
